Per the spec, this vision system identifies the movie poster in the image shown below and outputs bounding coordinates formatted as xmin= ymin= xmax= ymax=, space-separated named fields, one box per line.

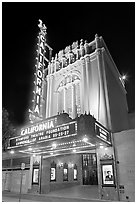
xmin=33 ymin=168 xmax=39 ymax=184
xmin=50 ymin=167 xmax=56 ymax=181
xmin=102 ymin=164 xmax=114 ymax=185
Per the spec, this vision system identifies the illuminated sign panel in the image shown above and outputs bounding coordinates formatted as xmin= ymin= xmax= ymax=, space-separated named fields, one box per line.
xmin=9 ymin=120 xmax=77 ymax=148
xmin=50 ymin=168 xmax=56 ymax=181
xmin=20 ymin=120 xmax=55 ymax=136
xmin=31 ymin=20 xmax=47 ymax=117
xmin=95 ymin=123 xmax=111 ymax=144
xmin=74 ymin=169 xmax=78 ymax=180
xmin=33 ymin=168 xmax=39 ymax=184
xmin=34 ymin=29 xmax=45 ymax=115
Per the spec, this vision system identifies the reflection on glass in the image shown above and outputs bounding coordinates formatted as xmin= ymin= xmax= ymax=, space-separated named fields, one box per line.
xmin=51 ymin=167 xmax=56 ymax=181
xmin=74 ymin=169 xmax=77 ymax=180
xmin=63 ymin=168 xmax=68 ymax=181
xmin=33 ymin=168 xmax=39 ymax=183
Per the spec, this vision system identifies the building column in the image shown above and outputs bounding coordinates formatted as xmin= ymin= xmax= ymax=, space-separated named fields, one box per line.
xmin=71 ymin=84 xmax=76 ymax=118
xmin=63 ymin=87 xmax=67 ymax=112
xmin=85 ymin=55 xmax=91 ymax=113
xmin=79 ymin=75 xmax=84 ymax=114
xmin=81 ymin=58 xmax=88 ymax=114
xmin=56 ymin=91 xmax=59 ymax=114
xmin=96 ymin=47 xmax=109 ymax=128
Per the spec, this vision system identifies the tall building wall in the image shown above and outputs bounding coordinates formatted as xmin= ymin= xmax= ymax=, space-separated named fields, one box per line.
xmin=101 ymin=40 xmax=129 ymax=132
xmin=43 ymin=35 xmax=129 ymax=132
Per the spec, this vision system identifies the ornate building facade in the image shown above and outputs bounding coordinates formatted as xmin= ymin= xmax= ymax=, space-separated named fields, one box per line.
xmin=2 ymin=20 xmax=134 ymax=201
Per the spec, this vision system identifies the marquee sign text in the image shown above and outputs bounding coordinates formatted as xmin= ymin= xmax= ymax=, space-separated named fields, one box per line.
xmin=9 ymin=121 xmax=77 ymax=148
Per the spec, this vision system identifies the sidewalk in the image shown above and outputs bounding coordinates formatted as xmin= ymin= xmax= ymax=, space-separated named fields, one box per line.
xmin=2 ymin=192 xmax=105 ymax=202
xmin=2 ymin=187 xmax=108 ymax=202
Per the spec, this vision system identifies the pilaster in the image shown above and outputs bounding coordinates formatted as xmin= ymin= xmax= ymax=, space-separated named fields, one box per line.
xmin=81 ymin=58 xmax=88 ymax=113
xmin=63 ymin=87 xmax=67 ymax=112
xmin=85 ymin=55 xmax=91 ymax=113
xmin=71 ymin=84 xmax=76 ymax=118
xmin=95 ymin=47 xmax=109 ymax=128
xmin=56 ymin=91 xmax=59 ymax=114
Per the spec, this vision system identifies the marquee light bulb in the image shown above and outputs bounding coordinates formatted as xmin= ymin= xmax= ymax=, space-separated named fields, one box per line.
xmin=83 ymin=138 xmax=88 ymax=143
xmin=10 ymin=150 xmax=14 ymax=154
xmin=52 ymin=143 xmax=57 ymax=149
xmin=28 ymin=147 xmax=32 ymax=151
xmin=73 ymin=149 xmax=76 ymax=153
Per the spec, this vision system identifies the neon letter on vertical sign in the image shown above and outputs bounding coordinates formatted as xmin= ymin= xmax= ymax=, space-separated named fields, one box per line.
xmin=34 ymin=24 xmax=46 ymax=116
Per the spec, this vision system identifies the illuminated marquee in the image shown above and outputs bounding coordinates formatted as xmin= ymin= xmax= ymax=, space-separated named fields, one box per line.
xmin=33 ymin=20 xmax=47 ymax=116
xmin=95 ymin=123 xmax=111 ymax=144
xmin=9 ymin=121 xmax=77 ymax=148
xmin=21 ymin=120 xmax=54 ymax=136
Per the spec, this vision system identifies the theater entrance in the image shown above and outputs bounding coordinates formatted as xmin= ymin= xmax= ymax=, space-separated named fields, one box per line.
xmin=82 ymin=153 xmax=98 ymax=185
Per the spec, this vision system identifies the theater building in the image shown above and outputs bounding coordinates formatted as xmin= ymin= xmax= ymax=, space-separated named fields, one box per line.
xmin=2 ymin=20 xmax=135 ymax=201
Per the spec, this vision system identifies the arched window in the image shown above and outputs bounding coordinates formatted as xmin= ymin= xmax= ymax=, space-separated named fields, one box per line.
xmin=57 ymin=74 xmax=81 ymax=117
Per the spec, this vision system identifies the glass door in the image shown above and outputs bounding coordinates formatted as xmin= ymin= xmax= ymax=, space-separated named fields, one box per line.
xmin=82 ymin=153 xmax=98 ymax=185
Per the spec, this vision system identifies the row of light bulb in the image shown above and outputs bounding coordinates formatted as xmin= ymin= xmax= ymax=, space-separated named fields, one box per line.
xmin=9 ymin=137 xmax=108 ymax=155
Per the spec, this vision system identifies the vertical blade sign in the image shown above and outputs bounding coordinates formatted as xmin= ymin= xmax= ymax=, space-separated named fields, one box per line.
xmin=33 ymin=20 xmax=47 ymax=116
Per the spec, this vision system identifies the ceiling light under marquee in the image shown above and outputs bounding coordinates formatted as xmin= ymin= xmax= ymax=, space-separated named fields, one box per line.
xmin=28 ymin=147 xmax=32 ymax=151
xmin=52 ymin=143 xmax=57 ymax=149
xmin=10 ymin=150 xmax=14 ymax=154
xmin=83 ymin=138 xmax=88 ymax=143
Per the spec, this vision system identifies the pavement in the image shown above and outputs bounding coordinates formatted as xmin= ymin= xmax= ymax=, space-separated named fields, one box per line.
xmin=2 ymin=185 xmax=109 ymax=202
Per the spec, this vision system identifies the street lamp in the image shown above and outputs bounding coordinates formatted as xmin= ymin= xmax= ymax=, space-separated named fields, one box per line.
xmin=122 ymin=74 xmax=127 ymax=81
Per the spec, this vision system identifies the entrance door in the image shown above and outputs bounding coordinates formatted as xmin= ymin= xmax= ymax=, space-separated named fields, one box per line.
xmin=82 ymin=153 xmax=98 ymax=185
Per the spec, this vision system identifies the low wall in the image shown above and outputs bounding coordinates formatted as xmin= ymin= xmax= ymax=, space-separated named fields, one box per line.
xmin=2 ymin=170 xmax=30 ymax=193
xmin=114 ymin=129 xmax=135 ymax=201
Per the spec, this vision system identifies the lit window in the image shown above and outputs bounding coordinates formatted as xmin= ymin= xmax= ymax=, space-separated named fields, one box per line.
xmin=74 ymin=164 xmax=78 ymax=180
xmin=63 ymin=163 xmax=68 ymax=181
xmin=32 ymin=167 xmax=39 ymax=184
xmin=50 ymin=161 xmax=56 ymax=182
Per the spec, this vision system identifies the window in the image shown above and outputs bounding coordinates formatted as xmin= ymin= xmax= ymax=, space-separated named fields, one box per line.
xmin=32 ymin=166 xmax=39 ymax=184
xmin=74 ymin=164 xmax=78 ymax=180
xmin=63 ymin=163 xmax=68 ymax=181
xmin=50 ymin=161 xmax=56 ymax=182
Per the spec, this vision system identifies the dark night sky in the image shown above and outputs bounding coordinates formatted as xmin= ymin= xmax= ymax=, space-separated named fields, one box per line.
xmin=2 ymin=2 xmax=135 ymax=126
